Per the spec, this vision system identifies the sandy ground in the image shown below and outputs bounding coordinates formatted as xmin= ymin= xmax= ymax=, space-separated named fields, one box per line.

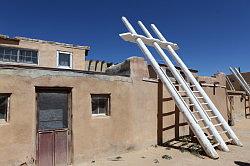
xmin=79 ymin=119 xmax=250 ymax=166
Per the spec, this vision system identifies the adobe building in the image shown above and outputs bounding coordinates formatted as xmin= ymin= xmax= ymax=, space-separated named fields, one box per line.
xmin=0 ymin=34 xmax=245 ymax=166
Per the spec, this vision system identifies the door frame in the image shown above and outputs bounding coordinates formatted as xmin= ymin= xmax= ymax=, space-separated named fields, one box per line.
xmin=35 ymin=87 xmax=73 ymax=165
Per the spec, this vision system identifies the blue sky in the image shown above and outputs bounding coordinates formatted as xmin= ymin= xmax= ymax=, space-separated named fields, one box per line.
xmin=0 ymin=0 xmax=250 ymax=76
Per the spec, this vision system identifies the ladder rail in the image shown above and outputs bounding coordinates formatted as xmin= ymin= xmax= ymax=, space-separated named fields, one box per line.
xmin=233 ymin=68 xmax=250 ymax=92
xmin=150 ymin=24 xmax=242 ymax=147
xmin=138 ymin=21 xmax=228 ymax=151
xmin=121 ymin=16 xmax=219 ymax=159
xmin=230 ymin=67 xmax=250 ymax=95
xmin=225 ymin=75 xmax=235 ymax=91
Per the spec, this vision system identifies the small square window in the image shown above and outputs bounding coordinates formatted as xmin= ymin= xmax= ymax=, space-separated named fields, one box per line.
xmin=0 ymin=94 xmax=10 ymax=123
xmin=91 ymin=94 xmax=110 ymax=116
xmin=57 ymin=51 xmax=72 ymax=68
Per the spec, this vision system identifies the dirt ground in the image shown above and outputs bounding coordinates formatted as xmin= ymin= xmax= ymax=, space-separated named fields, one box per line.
xmin=79 ymin=119 xmax=250 ymax=166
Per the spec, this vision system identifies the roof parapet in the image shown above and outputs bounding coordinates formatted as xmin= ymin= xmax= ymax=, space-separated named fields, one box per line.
xmin=0 ymin=34 xmax=90 ymax=50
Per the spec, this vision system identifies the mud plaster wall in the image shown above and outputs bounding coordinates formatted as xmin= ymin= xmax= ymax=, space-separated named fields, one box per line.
xmin=0 ymin=57 xmax=157 ymax=165
xmin=0 ymin=39 xmax=88 ymax=70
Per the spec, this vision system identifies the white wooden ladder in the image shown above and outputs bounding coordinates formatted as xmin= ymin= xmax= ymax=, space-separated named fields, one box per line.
xmin=230 ymin=67 xmax=250 ymax=95
xmin=119 ymin=17 xmax=242 ymax=159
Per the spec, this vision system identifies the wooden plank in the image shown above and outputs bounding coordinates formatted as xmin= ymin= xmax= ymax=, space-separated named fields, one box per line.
xmin=38 ymin=132 xmax=54 ymax=166
xmin=54 ymin=130 xmax=68 ymax=166
xmin=119 ymin=32 xmax=179 ymax=50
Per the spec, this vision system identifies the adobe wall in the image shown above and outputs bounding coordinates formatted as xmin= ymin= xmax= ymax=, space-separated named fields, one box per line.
xmin=0 ymin=37 xmax=89 ymax=70
xmin=227 ymin=91 xmax=247 ymax=125
xmin=227 ymin=72 xmax=250 ymax=120
xmin=227 ymin=72 xmax=250 ymax=91
xmin=197 ymin=73 xmax=228 ymax=121
xmin=0 ymin=57 xmax=157 ymax=165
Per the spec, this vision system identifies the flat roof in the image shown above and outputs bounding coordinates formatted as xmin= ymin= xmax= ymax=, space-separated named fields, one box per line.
xmin=0 ymin=34 xmax=90 ymax=51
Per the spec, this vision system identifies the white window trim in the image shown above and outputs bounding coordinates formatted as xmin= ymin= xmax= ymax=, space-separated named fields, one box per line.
xmin=57 ymin=51 xmax=72 ymax=69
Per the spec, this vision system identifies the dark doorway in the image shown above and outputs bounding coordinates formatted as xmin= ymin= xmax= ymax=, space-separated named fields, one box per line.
xmin=36 ymin=88 xmax=71 ymax=166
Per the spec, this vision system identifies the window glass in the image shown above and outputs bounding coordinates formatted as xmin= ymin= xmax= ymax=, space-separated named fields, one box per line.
xmin=58 ymin=52 xmax=71 ymax=67
xmin=0 ymin=95 xmax=9 ymax=122
xmin=0 ymin=46 xmax=38 ymax=64
xmin=91 ymin=94 xmax=110 ymax=115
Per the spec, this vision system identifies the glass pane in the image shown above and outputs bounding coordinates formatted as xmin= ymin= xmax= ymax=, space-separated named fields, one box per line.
xmin=32 ymin=57 xmax=38 ymax=64
xmin=26 ymin=51 xmax=31 ymax=56
xmin=4 ymin=48 xmax=11 ymax=55
xmin=0 ymin=47 xmax=4 ymax=54
xmin=12 ymin=49 xmax=18 ymax=55
xmin=32 ymin=51 xmax=37 ymax=56
xmin=98 ymin=98 xmax=108 ymax=114
xmin=59 ymin=53 xmax=70 ymax=67
xmin=91 ymin=95 xmax=109 ymax=115
xmin=20 ymin=50 xmax=25 ymax=56
xmin=25 ymin=56 xmax=32 ymax=63
xmin=91 ymin=98 xmax=99 ymax=114
xmin=19 ymin=55 xmax=24 ymax=62
xmin=0 ymin=53 xmax=3 ymax=61
xmin=3 ymin=54 xmax=10 ymax=61
xmin=38 ymin=92 xmax=68 ymax=130
xmin=10 ymin=55 xmax=17 ymax=62
xmin=0 ymin=95 xmax=8 ymax=120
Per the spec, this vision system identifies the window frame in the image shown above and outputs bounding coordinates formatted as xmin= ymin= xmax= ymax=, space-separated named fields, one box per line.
xmin=57 ymin=51 xmax=73 ymax=69
xmin=0 ymin=46 xmax=39 ymax=65
xmin=91 ymin=94 xmax=111 ymax=117
xmin=0 ymin=93 xmax=11 ymax=124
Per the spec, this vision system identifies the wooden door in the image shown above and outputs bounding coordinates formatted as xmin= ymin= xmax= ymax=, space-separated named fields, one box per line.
xmin=36 ymin=90 xmax=71 ymax=166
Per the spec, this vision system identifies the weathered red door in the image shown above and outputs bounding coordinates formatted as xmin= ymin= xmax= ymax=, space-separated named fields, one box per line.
xmin=36 ymin=90 xmax=71 ymax=166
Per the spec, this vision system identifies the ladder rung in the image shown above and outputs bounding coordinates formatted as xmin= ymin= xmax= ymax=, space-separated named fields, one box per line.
xmin=214 ymin=123 xmax=222 ymax=127
xmin=192 ymin=91 xmax=200 ymax=93
xmin=210 ymin=116 xmax=218 ymax=119
xmin=219 ymin=131 xmax=228 ymax=135
xmin=197 ymin=118 xmax=204 ymax=122
xmin=178 ymin=91 xmax=186 ymax=93
xmin=192 ymin=109 xmax=211 ymax=113
xmin=184 ymin=102 xmax=206 ymax=107
xmin=181 ymin=96 xmax=203 ymax=99
xmin=201 ymin=126 xmax=209 ymax=130
xmin=209 ymin=131 xmax=228 ymax=138
xmin=225 ymin=138 xmax=233 ymax=143
xmin=212 ymin=142 xmax=220 ymax=148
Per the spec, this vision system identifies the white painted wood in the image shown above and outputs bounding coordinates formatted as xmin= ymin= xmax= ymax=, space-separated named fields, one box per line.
xmin=138 ymin=20 xmax=229 ymax=152
xmin=56 ymin=50 xmax=73 ymax=69
xmin=230 ymin=67 xmax=250 ymax=95
xmin=119 ymin=33 xmax=179 ymax=50
xmin=150 ymin=24 xmax=242 ymax=147
xmin=121 ymin=16 xmax=219 ymax=159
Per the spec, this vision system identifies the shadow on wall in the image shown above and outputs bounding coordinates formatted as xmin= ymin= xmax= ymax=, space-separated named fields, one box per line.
xmin=157 ymin=81 xmax=192 ymax=147
xmin=234 ymin=161 xmax=250 ymax=166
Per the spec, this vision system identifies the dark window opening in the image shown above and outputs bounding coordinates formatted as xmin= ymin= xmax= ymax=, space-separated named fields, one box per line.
xmin=0 ymin=94 xmax=10 ymax=122
xmin=58 ymin=52 xmax=71 ymax=68
xmin=38 ymin=92 xmax=68 ymax=130
xmin=91 ymin=94 xmax=110 ymax=116
xmin=0 ymin=46 xmax=38 ymax=64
